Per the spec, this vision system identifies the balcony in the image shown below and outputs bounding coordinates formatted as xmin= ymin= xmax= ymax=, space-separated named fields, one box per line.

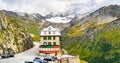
xmin=39 ymin=47 xmax=60 ymax=53
xmin=39 ymin=50 xmax=59 ymax=53
xmin=39 ymin=45 xmax=59 ymax=48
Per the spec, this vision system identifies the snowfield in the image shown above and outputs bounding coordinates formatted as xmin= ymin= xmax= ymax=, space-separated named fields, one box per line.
xmin=46 ymin=17 xmax=71 ymax=23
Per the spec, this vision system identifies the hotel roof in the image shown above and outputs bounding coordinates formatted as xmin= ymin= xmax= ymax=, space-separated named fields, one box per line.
xmin=40 ymin=26 xmax=61 ymax=36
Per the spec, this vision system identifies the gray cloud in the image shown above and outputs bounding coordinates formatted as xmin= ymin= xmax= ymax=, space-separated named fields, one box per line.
xmin=0 ymin=0 xmax=120 ymax=15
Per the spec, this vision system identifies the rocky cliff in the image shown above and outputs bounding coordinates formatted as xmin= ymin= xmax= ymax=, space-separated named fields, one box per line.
xmin=0 ymin=11 xmax=33 ymax=54
xmin=62 ymin=5 xmax=120 ymax=42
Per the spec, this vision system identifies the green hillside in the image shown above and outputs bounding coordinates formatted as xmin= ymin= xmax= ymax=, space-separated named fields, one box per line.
xmin=62 ymin=23 xmax=120 ymax=63
xmin=61 ymin=5 xmax=120 ymax=63
xmin=19 ymin=20 xmax=40 ymax=35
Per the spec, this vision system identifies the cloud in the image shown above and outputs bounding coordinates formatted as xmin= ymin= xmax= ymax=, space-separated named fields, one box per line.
xmin=0 ymin=0 xmax=120 ymax=15
xmin=0 ymin=0 xmax=68 ymax=15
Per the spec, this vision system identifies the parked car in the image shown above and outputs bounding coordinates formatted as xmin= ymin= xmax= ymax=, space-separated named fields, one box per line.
xmin=43 ymin=56 xmax=57 ymax=61
xmin=1 ymin=54 xmax=14 ymax=59
xmin=33 ymin=57 xmax=48 ymax=63
xmin=8 ymin=54 xmax=14 ymax=57
xmin=51 ymin=56 xmax=57 ymax=60
xmin=25 ymin=61 xmax=33 ymax=63
xmin=33 ymin=57 xmax=41 ymax=60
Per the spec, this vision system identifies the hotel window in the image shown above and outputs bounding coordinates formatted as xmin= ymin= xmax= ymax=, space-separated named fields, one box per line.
xmin=53 ymin=36 xmax=56 ymax=40
xmin=44 ymin=31 xmax=46 ymax=35
xmin=48 ymin=42 xmax=51 ymax=45
xmin=53 ymin=42 xmax=56 ymax=45
xmin=53 ymin=31 xmax=55 ymax=34
xmin=43 ymin=36 xmax=47 ymax=40
xmin=43 ymin=42 xmax=47 ymax=45
xmin=49 ymin=31 xmax=51 ymax=34
xmin=48 ymin=36 xmax=51 ymax=40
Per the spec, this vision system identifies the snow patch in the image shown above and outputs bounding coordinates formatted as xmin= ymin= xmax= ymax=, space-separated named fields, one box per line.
xmin=46 ymin=16 xmax=71 ymax=23
xmin=17 ymin=12 xmax=26 ymax=16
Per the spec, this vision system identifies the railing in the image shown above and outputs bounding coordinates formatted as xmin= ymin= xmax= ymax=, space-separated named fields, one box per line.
xmin=39 ymin=48 xmax=59 ymax=53
xmin=39 ymin=45 xmax=59 ymax=48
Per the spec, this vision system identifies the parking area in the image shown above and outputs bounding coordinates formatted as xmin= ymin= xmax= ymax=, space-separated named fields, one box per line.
xmin=0 ymin=42 xmax=57 ymax=63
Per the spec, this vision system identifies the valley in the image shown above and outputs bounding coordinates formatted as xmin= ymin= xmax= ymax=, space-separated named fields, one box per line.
xmin=0 ymin=4 xmax=120 ymax=63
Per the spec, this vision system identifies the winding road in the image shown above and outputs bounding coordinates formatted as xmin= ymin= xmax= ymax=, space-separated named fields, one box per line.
xmin=0 ymin=42 xmax=43 ymax=63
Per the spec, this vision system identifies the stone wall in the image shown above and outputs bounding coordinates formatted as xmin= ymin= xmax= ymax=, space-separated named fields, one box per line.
xmin=57 ymin=55 xmax=80 ymax=63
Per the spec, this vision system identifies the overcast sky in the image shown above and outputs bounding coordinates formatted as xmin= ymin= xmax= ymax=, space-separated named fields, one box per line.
xmin=0 ymin=0 xmax=120 ymax=15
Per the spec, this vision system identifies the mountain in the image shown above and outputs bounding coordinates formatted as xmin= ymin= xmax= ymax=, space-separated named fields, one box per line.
xmin=62 ymin=5 xmax=120 ymax=40
xmin=1 ymin=10 xmax=89 ymax=35
xmin=69 ymin=13 xmax=89 ymax=26
xmin=3 ymin=10 xmax=45 ymax=22
xmin=2 ymin=10 xmax=80 ymax=36
xmin=43 ymin=12 xmax=89 ymax=34
xmin=44 ymin=12 xmax=89 ymax=24
xmin=44 ymin=12 xmax=74 ymax=23
xmin=61 ymin=5 xmax=120 ymax=63
xmin=0 ymin=11 xmax=33 ymax=54
xmin=2 ymin=10 xmax=45 ymax=35
xmin=0 ymin=10 xmax=85 ymax=42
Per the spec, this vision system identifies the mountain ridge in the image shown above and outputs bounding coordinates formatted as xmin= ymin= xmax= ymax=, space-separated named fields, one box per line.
xmin=61 ymin=5 xmax=120 ymax=63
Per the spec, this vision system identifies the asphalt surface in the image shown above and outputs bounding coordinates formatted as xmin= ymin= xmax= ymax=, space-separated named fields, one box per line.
xmin=0 ymin=42 xmax=44 ymax=63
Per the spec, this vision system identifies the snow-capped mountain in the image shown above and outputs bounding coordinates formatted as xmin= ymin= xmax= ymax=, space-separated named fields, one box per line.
xmin=44 ymin=12 xmax=88 ymax=23
xmin=3 ymin=10 xmax=46 ymax=23
xmin=44 ymin=12 xmax=74 ymax=23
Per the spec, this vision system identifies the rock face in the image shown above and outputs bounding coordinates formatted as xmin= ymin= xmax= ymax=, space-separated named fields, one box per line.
xmin=3 ymin=10 xmax=45 ymax=23
xmin=62 ymin=5 xmax=120 ymax=43
xmin=61 ymin=5 xmax=120 ymax=63
xmin=0 ymin=11 xmax=33 ymax=54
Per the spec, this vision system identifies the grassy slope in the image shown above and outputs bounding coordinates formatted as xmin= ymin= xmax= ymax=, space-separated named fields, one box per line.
xmin=16 ymin=19 xmax=41 ymax=41
xmin=22 ymin=21 xmax=41 ymax=41
xmin=98 ymin=29 xmax=120 ymax=44
xmin=18 ymin=20 xmax=40 ymax=35
xmin=26 ymin=21 xmax=40 ymax=35
xmin=62 ymin=23 xmax=120 ymax=63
